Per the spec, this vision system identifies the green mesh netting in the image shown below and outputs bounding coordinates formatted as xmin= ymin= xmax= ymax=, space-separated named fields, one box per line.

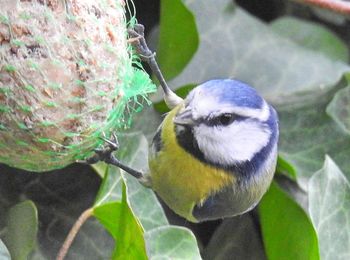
xmin=0 ymin=0 xmax=156 ymax=172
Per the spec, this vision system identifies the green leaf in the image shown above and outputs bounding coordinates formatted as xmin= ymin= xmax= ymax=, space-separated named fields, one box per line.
xmin=326 ymin=85 xmax=350 ymax=135
xmin=309 ymin=156 xmax=350 ymax=260
xmin=274 ymin=174 xmax=308 ymax=212
xmin=92 ymin=132 xmax=201 ymax=259
xmin=4 ymin=200 xmax=38 ymax=260
xmin=276 ymin=156 xmax=297 ymax=180
xmin=0 ymin=164 xmax=114 ymax=259
xmin=93 ymin=184 xmax=147 ymax=260
xmin=0 ymin=239 xmax=10 ymax=260
xmin=163 ymin=0 xmax=349 ymax=106
xmin=94 ymin=165 xmax=124 ymax=206
xmin=96 ymin=169 xmax=200 ymax=259
xmin=144 ymin=226 xmax=201 ymax=260
xmin=91 ymin=162 xmax=108 ymax=178
xmin=270 ymin=17 xmax=349 ymax=62
xmin=94 ymin=132 xmax=168 ymax=230
xmin=203 ymin=214 xmax=266 ymax=260
xmin=259 ymin=182 xmax=319 ymax=260
xmin=156 ymin=0 xmax=350 ymax=193
xmin=153 ymin=2 xmax=350 ymax=259
xmin=132 ymin=106 xmax=164 ymax=140
xmin=158 ymin=0 xmax=199 ymax=80
xmin=278 ymin=91 xmax=350 ymax=189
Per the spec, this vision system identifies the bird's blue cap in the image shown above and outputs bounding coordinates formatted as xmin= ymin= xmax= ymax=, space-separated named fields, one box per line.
xmin=197 ymin=79 xmax=264 ymax=109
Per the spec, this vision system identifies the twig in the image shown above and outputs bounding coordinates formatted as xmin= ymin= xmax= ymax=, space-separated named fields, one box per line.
xmin=293 ymin=0 xmax=350 ymax=16
xmin=56 ymin=208 xmax=94 ymax=260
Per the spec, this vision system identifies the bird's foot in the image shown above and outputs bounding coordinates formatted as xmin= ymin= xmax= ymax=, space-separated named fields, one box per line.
xmin=127 ymin=23 xmax=183 ymax=107
xmin=127 ymin=24 xmax=155 ymax=62
xmin=83 ymin=133 xmax=146 ymax=181
xmin=84 ymin=133 xmax=119 ymax=165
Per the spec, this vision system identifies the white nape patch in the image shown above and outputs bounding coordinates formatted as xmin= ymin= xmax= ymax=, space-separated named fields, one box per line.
xmin=194 ymin=119 xmax=271 ymax=165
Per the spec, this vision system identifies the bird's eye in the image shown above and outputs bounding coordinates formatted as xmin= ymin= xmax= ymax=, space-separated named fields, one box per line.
xmin=217 ymin=113 xmax=235 ymax=126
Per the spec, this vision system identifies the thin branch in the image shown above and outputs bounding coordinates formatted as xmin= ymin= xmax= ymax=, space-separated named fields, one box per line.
xmin=293 ymin=0 xmax=350 ymax=16
xmin=56 ymin=208 xmax=94 ymax=260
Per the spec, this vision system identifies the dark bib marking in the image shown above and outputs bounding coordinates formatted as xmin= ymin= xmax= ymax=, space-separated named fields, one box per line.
xmin=175 ymin=125 xmax=206 ymax=162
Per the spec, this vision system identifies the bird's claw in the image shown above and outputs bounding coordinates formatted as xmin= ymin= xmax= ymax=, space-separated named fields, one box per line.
xmin=82 ymin=133 xmax=120 ymax=164
xmin=100 ymin=132 xmax=119 ymax=150
xmin=127 ymin=24 xmax=154 ymax=60
xmin=129 ymin=23 xmax=145 ymax=37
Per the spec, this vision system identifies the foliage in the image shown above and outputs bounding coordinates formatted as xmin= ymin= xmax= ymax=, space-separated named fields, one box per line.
xmin=155 ymin=0 xmax=350 ymax=259
xmin=259 ymin=182 xmax=319 ymax=260
xmin=2 ymin=201 xmax=38 ymax=260
xmin=0 ymin=0 xmax=350 ymax=259
xmin=157 ymin=0 xmax=199 ymax=80
xmin=309 ymin=157 xmax=350 ymax=259
xmin=92 ymin=133 xmax=201 ymax=259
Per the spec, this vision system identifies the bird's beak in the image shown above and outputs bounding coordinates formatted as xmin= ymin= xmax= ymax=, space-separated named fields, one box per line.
xmin=173 ymin=107 xmax=196 ymax=126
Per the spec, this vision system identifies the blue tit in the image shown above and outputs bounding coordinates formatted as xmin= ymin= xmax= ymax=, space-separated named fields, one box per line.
xmin=92 ymin=24 xmax=279 ymax=223
xmin=147 ymin=79 xmax=279 ymax=222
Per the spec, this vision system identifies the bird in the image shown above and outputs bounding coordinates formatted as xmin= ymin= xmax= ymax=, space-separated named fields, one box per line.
xmin=148 ymin=79 xmax=279 ymax=222
xmin=89 ymin=24 xmax=279 ymax=222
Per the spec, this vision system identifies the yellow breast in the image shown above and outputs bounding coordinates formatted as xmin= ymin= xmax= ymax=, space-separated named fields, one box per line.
xmin=149 ymin=105 xmax=235 ymax=222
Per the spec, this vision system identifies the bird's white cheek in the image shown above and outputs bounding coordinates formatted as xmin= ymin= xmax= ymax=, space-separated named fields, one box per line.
xmin=195 ymin=121 xmax=271 ymax=165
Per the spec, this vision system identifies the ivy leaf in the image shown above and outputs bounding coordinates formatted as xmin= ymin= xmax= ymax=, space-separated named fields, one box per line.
xmin=93 ymin=185 xmax=147 ymax=260
xmin=161 ymin=0 xmax=349 ymax=107
xmin=259 ymin=182 xmax=320 ymax=260
xmin=93 ymin=132 xmax=168 ymax=230
xmin=276 ymin=156 xmax=297 ymax=180
xmin=158 ymin=0 xmax=199 ymax=80
xmin=278 ymin=89 xmax=350 ymax=189
xmin=92 ymin=132 xmax=201 ymax=259
xmin=203 ymin=214 xmax=266 ymax=260
xmin=270 ymin=17 xmax=349 ymax=62
xmin=94 ymin=164 xmax=123 ymax=206
xmin=0 ymin=164 xmax=114 ymax=259
xmin=0 ymin=239 xmax=11 ymax=260
xmin=132 ymin=106 xmax=164 ymax=141
xmin=326 ymin=86 xmax=350 ymax=135
xmin=155 ymin=0 xmax=350 ymax=189
xmin=3 ymin=200 xmax=38 ymax=260
xmin=144 ymin=226 xmax=201 ymax=260
xmin=153 ymin=2 xmax=350 ymax=259
xmin=309 ymin=156 xmax=350 ymax=260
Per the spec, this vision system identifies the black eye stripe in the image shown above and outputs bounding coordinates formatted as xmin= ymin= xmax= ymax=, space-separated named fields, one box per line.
xmin=201 ymin=113 xmax=244 ymax=126
xmin=217 ymin=113 xmax=235 ymax=125
xmin=192 ymin=114 xmax=246 ymax=126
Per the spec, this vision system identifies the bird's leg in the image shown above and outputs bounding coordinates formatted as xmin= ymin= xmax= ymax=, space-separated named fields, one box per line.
xmin=128 ymin=24 xmax=183 ymax=109
xmin=84 ymin=24 xmax=178 ymax=185
xmin=85 ymin=133 xmax=146 ymax=182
